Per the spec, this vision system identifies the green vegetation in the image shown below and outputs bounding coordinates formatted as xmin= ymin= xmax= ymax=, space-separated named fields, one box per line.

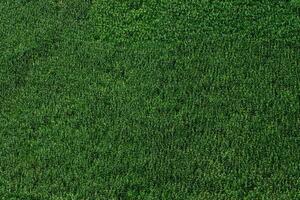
xmin=291 ymin=0 xmax=300 ymax=7
xmin=0 ymin=0 xmax=299 ymax=199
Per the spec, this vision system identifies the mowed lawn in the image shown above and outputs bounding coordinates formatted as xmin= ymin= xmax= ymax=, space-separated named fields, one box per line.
xmin=0 ymin=0 xmax=299 ymax=199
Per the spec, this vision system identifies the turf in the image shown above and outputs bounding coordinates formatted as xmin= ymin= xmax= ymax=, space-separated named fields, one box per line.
xmin=0 ymin=0 xmax=299 ymax=199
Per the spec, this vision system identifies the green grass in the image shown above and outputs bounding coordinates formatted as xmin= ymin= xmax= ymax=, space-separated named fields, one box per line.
xmin=291 ymin=0 xmax=300 ymax=6
xmin=0 ymin=0 xmax=299 ymax=199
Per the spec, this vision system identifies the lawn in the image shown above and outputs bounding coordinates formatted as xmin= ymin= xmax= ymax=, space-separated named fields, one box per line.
xmin=0 ymin=0 xmax=299 ymax=199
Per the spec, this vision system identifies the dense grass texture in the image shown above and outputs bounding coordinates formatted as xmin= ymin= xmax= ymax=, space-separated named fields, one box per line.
xmin=0 ymin=0 xmax=300 ymax=199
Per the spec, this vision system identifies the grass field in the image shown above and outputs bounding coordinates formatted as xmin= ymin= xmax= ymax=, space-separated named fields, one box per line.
xmin=0 ymin=0 xmax=300 ymax=199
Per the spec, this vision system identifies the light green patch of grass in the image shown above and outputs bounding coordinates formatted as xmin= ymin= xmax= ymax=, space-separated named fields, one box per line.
xmin=291 ymin=0 xmax=300 ymax=6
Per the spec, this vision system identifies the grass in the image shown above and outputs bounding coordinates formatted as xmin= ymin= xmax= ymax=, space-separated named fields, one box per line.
xmin=0 ymin=0 xmax=299 ymax=199
xmin=291 ymin=0 xmax=300 ymax=6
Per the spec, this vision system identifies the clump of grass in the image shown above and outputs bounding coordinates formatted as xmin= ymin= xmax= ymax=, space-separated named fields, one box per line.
xmin=291 ymin=0 xmax=300 ymax=7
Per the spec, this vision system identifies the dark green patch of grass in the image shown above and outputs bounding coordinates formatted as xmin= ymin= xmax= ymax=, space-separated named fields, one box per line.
xmin=1 ymin=0 xmax=300 ymax=199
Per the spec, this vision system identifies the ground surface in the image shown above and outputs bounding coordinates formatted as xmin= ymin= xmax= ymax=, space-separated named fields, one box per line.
xmin=0 ymin=0 xmax=300 ymax=199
